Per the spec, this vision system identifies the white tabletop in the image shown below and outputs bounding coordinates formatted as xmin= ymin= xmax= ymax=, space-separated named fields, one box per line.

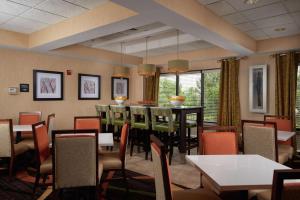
xmin=277 ymin=131 xmax=296 ymax=141
xmin=49 ymin=133 xmax=114 ymax=148
xmin=13 ymin=125 xmax=32 ymax=132
xmin=186 ymin=155 xmax=290 ymax=192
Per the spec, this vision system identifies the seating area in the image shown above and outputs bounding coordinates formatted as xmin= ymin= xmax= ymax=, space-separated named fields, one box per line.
xmin=0 ymin=0 xmax=300 ymax=199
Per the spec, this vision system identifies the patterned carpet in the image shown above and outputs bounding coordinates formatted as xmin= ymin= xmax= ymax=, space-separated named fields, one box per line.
xmin=0 ymin=170 xmax=156 ymax=200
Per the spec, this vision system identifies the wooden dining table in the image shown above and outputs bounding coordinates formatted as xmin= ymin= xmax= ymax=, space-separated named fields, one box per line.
xmin=111 ymin=104 xmax=204 ymax=155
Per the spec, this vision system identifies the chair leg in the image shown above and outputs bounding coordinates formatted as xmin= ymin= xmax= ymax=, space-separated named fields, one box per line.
xmin=122 ymin=168 xmax=129 ymax=193
xmin=33 ymin=172 xmax=40 ymax=193
xmin=169 ymin=132 xmax=174 ymax=165
xmin=42 ymin=174 xmax=48 ymax=184
xmin=9 ymin=157 xmax=14 ymax=178
xmin=130 ymin=130 xmax=135 ymax=156
xmin=188 ymin=128 xmax=191 ymax=155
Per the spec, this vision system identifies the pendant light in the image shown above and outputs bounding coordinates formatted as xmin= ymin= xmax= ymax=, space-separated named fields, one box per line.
xmin=168 ymin=30 xmax=189 ymax=73
xmin=138 ymin=37 xmax=156 ymax=77
xmin=113 ymin=42 xmax=129 ymax=78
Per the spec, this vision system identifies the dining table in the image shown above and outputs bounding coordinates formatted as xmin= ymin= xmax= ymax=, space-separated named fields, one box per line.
xmin=186 ymin=154 xmax=290 ymax=199
xmin=277 ymin=130 xmax=296 ymax=142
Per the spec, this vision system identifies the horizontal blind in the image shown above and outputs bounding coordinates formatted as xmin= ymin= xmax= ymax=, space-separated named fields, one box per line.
xmin=158 ymin=74 xmax=176 ymax=106
xmin=178 ymin=72 xmax=201 ymax=106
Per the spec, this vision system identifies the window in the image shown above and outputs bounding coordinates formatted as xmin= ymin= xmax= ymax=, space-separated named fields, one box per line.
xmin=158 ymin=69 xmax=220 ymax=122
xmin=296 ymin=65 xmax=300 ymax=129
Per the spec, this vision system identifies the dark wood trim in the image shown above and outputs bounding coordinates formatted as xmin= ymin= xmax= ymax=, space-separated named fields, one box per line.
xmin=111 ymin=77 xmax=129 ymax=100
xmin=33 ymin=69 xmax=64 ymax=101
xmin=150 ymin=135 xmax=172 ymax=200
xmin=51 ymin=129 xmax=99 ymax=190
xmin=241 ymin=120 xmax=278 ymax=162
xmin=73 ymin=116 xmax=101 ymax=131
xmin=272 ymin=169 xmax=300 ymax=200
xmin=78 ymin=73 xmax=101 ymax=100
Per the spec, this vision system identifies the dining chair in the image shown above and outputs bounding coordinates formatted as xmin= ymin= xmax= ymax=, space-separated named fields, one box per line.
xmin=47 ymin=113 xmax=55 ymax=142
xmin=99 ymin=123 xmax=129 ymax=191
xmin=52 ymin=129 xmax=102 ymax=199
xmin=264 ymin=115 xmax=294 ymax=160
xmin=241 ymin=120 xmax=289 ymax=164
xmin=0 ymin=119 xmax=29 ymax=178
xmin=32 ymin=121 xmax=52 ymax=193
xmin=95 ymin=105 xmax=111 ymax=132
xmin=256 ymin=169 xmax=300 ymax=200
xmin=200 ymin=126 xmax=238 ymax=155
xmin=151 ymin=107 xmax=178 ymax=165
xmin=74 ymin=116 xmax=101 ymax=133
xmin=150 ymin=135 xmax=221 ymax=200
xmin=18 ymin=111 xmax=42 ymax=150
xmin=130 ymin=106 xmax=151 ymax=159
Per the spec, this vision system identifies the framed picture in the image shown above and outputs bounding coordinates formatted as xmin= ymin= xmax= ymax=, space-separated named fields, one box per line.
xmin=20 ymin=83 xmax=29 ymax=92
xmin=249 ymin=65 xmax=267 ymax=113
xmin=33 ymin=70 xmax=64 ymax=101
xmin=111 ymin=77 xmax=129 ymax=100
xmin=78 ymin=73 xmax=101 ymax=100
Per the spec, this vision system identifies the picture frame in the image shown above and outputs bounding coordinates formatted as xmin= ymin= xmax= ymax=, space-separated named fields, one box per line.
xmin=20 ymin=83 xmax=29 ymax=92
xmin=249 ymin=65 xmax=267 ymax=113
xmin=78 ymin=73 xmax=101 ymax=100
xmin=33 ymin=70 xmax=64 ymax=101
xmin=111 ymin=77 xmax=129 ymax=100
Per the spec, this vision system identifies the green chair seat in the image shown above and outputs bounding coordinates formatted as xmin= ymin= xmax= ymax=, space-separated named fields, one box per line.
xmin=95 ymin=105 xmax=111 ymax=125
xmin=130 ymin=106 xmax=150 ymax=130
xmin=132 ymin=122 xmax=148 ymax=129
xmin=101 ymin=118 xmax=108 ymax=124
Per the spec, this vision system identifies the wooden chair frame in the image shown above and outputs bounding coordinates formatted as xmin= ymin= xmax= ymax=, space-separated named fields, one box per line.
xmin=46 ymin=113 xmax=55 ymax=133
xmin=241 ymin=120 xmax=278 ymax=162
xmin=51 ymin=129 xmax=99 ymax=199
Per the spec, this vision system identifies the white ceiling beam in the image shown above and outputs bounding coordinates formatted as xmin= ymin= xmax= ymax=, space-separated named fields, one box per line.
xmin=90 ymin=25 xmax=173 ymax=48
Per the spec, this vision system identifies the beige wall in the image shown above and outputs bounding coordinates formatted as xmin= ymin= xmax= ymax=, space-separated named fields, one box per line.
xmin=0 ymin=48 xmax=141 ymax=129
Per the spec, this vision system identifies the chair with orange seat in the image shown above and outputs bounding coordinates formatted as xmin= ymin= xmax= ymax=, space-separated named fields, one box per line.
xmin=74 ymin=116 xmax=101 ymax=132
xmin=264 ymin=115 xmax=294 ymax=160
xmin=200 ymin=126 xmax=238 ymax=155
xmin=32 ymin=121 xmax=52 ymax=193
xmin=150 ymin=135 xmax=221 ymax=200
xmin=18 ymin=111 xmax=42 ymax=150
xmin=99 ymin=123 xmax=129 ymax=190
xmin=0 ymin=119 xmax=30 ymax=178
xmin=256 ymin=169 xmax=300 ymax=200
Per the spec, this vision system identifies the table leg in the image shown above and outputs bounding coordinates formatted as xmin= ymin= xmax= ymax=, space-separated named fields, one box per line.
xmin=16 ymin=131 xmax=21 ymax=143
xmin=178 ymin=111 xmax=187 ymax=154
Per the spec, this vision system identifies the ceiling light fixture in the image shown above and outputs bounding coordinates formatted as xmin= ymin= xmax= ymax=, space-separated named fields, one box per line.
xmin=138 ymin=37 xmax=156 ymax=77
xmin=244 ymin=0 xmax=259 ymax=5
xmin=113 ymin=42 xmax=129 ymax=78
xmin=168 ymin=30 xmax=189 ymax=73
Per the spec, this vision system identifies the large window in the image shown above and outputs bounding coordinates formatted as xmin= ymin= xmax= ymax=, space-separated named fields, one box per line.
xmin=158 ymin=69 xmax=220 ymax=122
xmin=296 ymin=65 xmax=300 ymax=129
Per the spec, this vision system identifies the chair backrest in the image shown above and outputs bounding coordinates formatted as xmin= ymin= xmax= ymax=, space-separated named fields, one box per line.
xmin=272 ymin=169 xmax=300 ymax=200
xmin=110 ymin=105 xmax=128 ymax=125
xmin=150 ymin=135 xmax=172 ymax=200
xmin=130 ymin=106 xmax=149 ymax=130
xmin=119 ymin=123 xmax=129 ymax=163
xmin=19 ymin=111 xmax=42 ymax=136
xmin=52 ymin=129 xmax=98 ymax=190
xmin=241 ymin=120 xmax=278 ymax=162
xmin=200 ymin=126 xmax=238 ymax=155
xmin=150 ymin=107 xmax=174 ymax=132
xmin=74 ymin=116 xmax=101 ymax=133
xmin=32 ymin=121 xmax=50 ymax=165
xmin=264 ymin=115 xmax=292 ymax=132
xmin=0 ymin=119 xmax=13 ymax=157
xmin=95 ymin=105 xmax=111 ymax=124
xmin=47 ymin=113 xmax=55 ymax=142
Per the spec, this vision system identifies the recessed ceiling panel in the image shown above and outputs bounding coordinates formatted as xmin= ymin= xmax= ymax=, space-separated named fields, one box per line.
xmin=0 ymin=0 xmax=30 ymax=15
xmin=21 ymin=8 xmax=66 ymax=24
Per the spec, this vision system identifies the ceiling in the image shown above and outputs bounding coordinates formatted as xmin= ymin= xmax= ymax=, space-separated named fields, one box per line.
xmin=0 ymin=0 xmax=108 ymax=33
xmin=197 ymin=0 xmax=300 ymax=40
xmin=81 ymin=22 xmax=215 ymax=57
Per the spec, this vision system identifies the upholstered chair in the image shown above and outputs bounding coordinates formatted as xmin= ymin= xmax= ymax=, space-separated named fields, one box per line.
xmin=0 ymin=119 xmax=29 ymax=177
xmin=130 ymin=106 xmax=150 ymax=159
xmin=32 ymin=121 xmax=52 ymax=193
xmin=99 ymin=123 xmax=129 ymax=190
xmin=18 ymin=111 xmax=42 ymax=150
xmin=150 ymin=107 xmax=177 ymax=165
xmin=74 ymin=116 xmax=101 ymax=132
xmin=256 ymin=169 xmax=300 ymax=200
xmin=46 ymin=113 xmax=55 ymax=142
xmin=241 ymin=120 xmax=289 ymax=164
xmin=95 ymin=105 xmax=111 ymax=132
xmin=150 ymin=135 xmax=221 ymax=200
xmin=52 ymin=129 xmax=101 ymax=198
xmin=264 ymin=115 xmax=294 ymax=160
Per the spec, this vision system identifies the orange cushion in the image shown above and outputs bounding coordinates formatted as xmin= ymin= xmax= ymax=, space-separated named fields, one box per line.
xmin=75 ymin=118 xmax=100 ymax=132
xmin=266 ymin=118 xmax=292 ymax=145
xmin=202 ymin=132 xmax=237 ymax=155
xmin=35 ymin=125 xmax=50 ymax=163
xmin=19 ymin=113 xmax=40 ymax=135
